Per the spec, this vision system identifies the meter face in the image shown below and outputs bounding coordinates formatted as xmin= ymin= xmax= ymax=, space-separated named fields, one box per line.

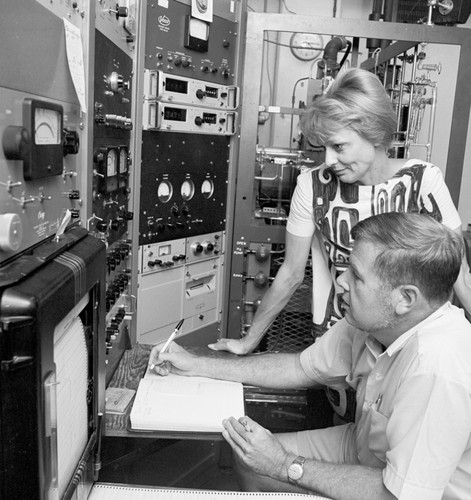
xmin=34 ymin=107 xmax=61 ymax=145
xmin=107 ymin=149 xmax=118 ymax=176
xmin=157 ymin=180 xmax=173 ymax=203
xmin=201 ymin=179 xmax=214 ymax=199
xmin=181 ymin=179 xmax=195 ymax=201
xmin=119 ymin=147 xmax=128 ymax=174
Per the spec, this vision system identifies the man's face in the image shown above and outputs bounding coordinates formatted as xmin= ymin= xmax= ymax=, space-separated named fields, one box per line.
xmin=337 ymin=239 xmax=397 ymax=334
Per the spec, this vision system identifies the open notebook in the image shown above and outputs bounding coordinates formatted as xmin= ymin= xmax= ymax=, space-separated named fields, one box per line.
xmin=129 ymin=369 xmax=245 ymax=433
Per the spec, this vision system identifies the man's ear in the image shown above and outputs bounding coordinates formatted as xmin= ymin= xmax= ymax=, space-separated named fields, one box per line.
xmin=393 ymin=285 xmax=421 ymax=316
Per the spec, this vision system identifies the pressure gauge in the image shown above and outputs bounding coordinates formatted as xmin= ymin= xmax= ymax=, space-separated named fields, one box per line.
xmin=181 ymin=179 xmax=195 ymax=201
xmin=157 ymin=180 xmax=173 ymax=203
xmin=289 ymin=33 xmax=324 ymax=61
xmin=201 ymin=178 xmax=214 ymax=199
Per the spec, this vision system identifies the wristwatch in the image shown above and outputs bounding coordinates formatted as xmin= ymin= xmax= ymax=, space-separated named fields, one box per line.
xmin=287 ymin=455 xmax=306 ymax=485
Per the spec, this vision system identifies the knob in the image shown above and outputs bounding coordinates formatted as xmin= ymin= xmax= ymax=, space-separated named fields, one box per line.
xmin=194 ymin=116 xmax=203 ymax=126
xmin=96 ymin=221 xmax=108 ymax=232
xmin=109 ymin=72 xmax=126 ymax=92
xmin=62 ymin=129 xmax=80 ymax=155
xmin=0 ymin=214 xmax=23 ymax=252
xmin=196 ymin=89 xmax=206 ymax=100
xmin=203 ymin=241 xmax=214 ymax=253
xmin=2 ymin=126 xmax=31 ymax=160
xmin=255 ymin=245 xmax=270 ymax=262
xmin=191 ymin=242 xmax=203 ymax=254
xmin=254 ymin=271 xmax=269 ymax=288
xmin=110 ymin=3 xmax=128 ymax=19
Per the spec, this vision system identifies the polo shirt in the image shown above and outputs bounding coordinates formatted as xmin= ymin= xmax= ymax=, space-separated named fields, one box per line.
xmin=300 ymin=303 xmax=471 ymax=499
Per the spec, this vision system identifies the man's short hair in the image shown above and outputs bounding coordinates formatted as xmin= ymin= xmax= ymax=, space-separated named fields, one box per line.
xmin=351 ymin=213 xmax=463 ymax=305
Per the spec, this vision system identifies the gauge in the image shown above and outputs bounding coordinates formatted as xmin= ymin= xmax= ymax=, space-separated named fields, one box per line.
xmin=201 ymin=178 xmax=214 ymax=199
xmin=157 ymin=180 xmax=173 ymax=203
xmin=119 ymin=147 xmax=128 ymax=174
xmin=181 ymin=179 xmax=195 ymax=201
xmin=106 ymin=148 xmax=118 ymax=177
xmin=20 ymin=99 xmax=65 ymax=180
xmin=34 ymin=107 xmax=61 ymax=145
xmin=289 ymin=33 xmax=324 ymax=61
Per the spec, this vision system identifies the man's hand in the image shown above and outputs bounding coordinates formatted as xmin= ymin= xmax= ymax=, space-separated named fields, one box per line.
xmin=148 ymin=341 xmax=198 ymax=376
xmin=222 ymin=416 xmax=289 ymax=482
xmin=208 ymin=337 xmax=256 ymax=355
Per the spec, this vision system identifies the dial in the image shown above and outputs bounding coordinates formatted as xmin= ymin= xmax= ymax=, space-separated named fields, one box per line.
xmin=201 ymin=179 xmax=214 ymax=199
xmin=34 ymin=107 xmax=61 ymax=145
xmin=289 ymin=33 xmax=324 ymax=61
xmin=119 ymin=147 xmax=128 ymax=174
xmin=181 ymin=179 xmax=195 ymax=201
xmin=106 ymin=148 xmax=118 ymax=177
xmin=157 ymin=180 xmax=173 ymax=203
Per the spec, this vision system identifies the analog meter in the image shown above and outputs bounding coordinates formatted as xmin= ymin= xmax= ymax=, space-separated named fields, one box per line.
xmin=181 ymin=179 xmax=195 ymax=201
xmin=157 ymin=180 xmax=173 ymax=203
xmin=201 ymin=178 xmax=214 ymax=199
xmin=119 ymin=146 xmax=129 ymax=174
xmin=2 ymin=98 xmax=65 ymax=180
xmin=289 ymin=33 xmax=324 ymax=61
xmin=95 ymin=146 xmax=119 ymax=193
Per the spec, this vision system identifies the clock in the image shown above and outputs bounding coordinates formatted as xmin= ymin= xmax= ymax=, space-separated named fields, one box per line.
xmin=289 ymin=33 xmax=324 ymax=61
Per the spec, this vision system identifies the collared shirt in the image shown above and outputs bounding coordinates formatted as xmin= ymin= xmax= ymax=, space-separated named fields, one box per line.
xmin=300 ymin=303 xmax=471 ymax=499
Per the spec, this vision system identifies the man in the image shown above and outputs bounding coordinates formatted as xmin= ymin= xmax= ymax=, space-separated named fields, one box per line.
xmin=149 ymin=213 xmax=471 ymax=499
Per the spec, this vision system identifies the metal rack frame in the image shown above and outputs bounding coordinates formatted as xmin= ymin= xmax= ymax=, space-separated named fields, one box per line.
xmin=224 ymin=13 xmax=471 ymax=338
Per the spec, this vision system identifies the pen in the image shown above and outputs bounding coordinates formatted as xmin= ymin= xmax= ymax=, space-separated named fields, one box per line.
xmin=150 ymin=318 xmax=184 ymax=369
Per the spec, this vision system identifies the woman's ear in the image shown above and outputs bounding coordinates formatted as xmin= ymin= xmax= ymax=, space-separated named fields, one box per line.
xmin=393 ymin=285 xmax=421 ymax=316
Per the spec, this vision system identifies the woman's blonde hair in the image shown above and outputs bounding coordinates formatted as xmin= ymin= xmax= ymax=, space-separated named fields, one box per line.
xmin=300 ymin=68 xmax=397 ymax=149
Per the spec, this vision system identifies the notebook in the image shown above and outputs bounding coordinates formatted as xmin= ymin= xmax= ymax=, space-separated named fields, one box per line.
xmin=129 ymin=369 xmax=245 ymax=433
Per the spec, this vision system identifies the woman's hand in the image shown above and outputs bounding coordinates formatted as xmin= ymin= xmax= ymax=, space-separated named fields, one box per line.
xmin=208 ymin=337 xmax=256 ymax=355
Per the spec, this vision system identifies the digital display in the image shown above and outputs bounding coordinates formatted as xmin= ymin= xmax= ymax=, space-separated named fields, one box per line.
xmin=205 ymin=86 xmax=218 ymax=98
xmin=164 ymin=107 xmax=187 ymax=122
xmin=165 ymin=77 xmax=188 ymax=94
xmin=203 ymin=112 xmax=217 ymax=124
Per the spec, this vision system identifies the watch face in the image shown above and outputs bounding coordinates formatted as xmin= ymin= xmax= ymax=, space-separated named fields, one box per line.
xmin=288 ymin=462 xmax=303 ymax=481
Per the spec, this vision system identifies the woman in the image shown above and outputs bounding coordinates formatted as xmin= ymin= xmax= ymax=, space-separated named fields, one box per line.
xmin=211 ymin=68 xmax=471 ymax=418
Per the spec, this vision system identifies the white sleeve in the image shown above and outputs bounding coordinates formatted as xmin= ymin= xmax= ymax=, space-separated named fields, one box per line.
xmin=421 ymin=164 xmax=462 ymax=230
xmin=286 ymin=170 xmax=316 ymax=238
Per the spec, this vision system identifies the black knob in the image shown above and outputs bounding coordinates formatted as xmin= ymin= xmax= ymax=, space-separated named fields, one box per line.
xmin=2 ymin=126 xmax=30 ymax=160
xmin=96 ymin=221 xmax=108 ymax=232
xmin=196 ymin=89 xmax=206 ymax=99
xmin=195 ymin=116 xmax=203 ymax=126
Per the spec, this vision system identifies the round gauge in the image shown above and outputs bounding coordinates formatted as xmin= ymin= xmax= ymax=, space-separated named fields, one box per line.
xmin=106 ymin=148 xmax=118 ymax=176
xmin=289 ymin=33 xmax=324 ymax=61
xmin=157 ymin=180 xmax=173 ymax=203
xmin=34 ymin=107 xmax=61 ymax=145
xmin=181 ymin=179 xmax=195 ymax=201
xmin=201 ymin=179 xmax=214 ymax=199
xmin=119 ymin=147 xmax=128 ymax=174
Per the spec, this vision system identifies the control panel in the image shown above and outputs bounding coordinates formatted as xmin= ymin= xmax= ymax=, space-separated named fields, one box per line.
xmin=144 ymin=70 xmax=238 ymax=109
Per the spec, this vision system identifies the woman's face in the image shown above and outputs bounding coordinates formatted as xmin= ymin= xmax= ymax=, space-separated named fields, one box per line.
xmin=323 ymin=128 xmax=381 ymax=185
